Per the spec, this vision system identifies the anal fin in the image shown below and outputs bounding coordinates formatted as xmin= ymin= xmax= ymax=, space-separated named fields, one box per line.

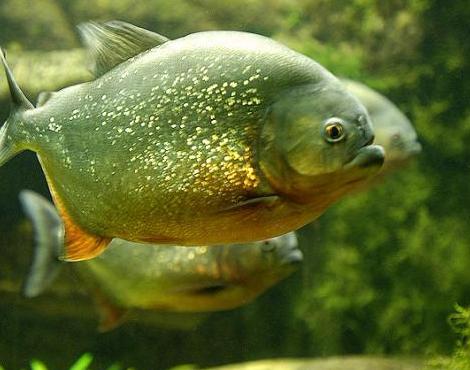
xmin=92 ymin=289 xmax=128 ymax=332
xmin=41 ymin=167 xmax=111 ymax=262
xmin=61 ymin=214 xmax=110 ymax=262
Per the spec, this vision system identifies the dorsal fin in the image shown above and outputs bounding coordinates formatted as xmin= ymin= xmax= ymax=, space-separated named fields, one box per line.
xmin=77 ymin=20 xmax=170 ymax=77
xmin=0 ymin=48 xmax=34 ymax=111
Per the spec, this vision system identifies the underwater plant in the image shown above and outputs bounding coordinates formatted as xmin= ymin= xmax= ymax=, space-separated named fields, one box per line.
xmin=28 ymin=353 xmax=136 ymax=370
xmin=426 ymin=305 xmax=470 ymax=369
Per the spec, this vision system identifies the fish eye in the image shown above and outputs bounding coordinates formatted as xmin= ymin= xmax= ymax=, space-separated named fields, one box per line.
xmin=323 ymin=119 xmax=345 ymax=143
xmin=261 ymin=240 xmax=275 ymax=252
xmin=390 ymin=133 xmax=405 ymax=149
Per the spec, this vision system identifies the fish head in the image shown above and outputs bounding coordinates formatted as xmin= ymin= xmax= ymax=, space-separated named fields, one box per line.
xmin=371 ymin=109 xmax=421 ymax=174
xmin=259 ymin=81 xmax=385 ymax=203
xmin=258 ymin=232 xmax=303 ymax=268
xmin=215 ymin=232 xmax=302 ymax=287
xmin=164 ymin=233 xmax=302 ymax=311
xmin=224 ymin=232 xmax=303 ymax=281
xmin=342 ymin=79 xmax=421 ymax=174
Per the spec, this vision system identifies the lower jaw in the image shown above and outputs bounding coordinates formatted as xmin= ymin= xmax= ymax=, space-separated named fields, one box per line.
xmin=289 ymin=169 xmax=380 ymax=204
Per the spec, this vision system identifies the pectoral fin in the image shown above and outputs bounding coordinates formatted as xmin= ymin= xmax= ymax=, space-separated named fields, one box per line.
xmin=217 ymin=195 xmax=281 ymax=215
xmin=188 ymin=284 xmax=228 ymax=296
xmin=172 ymin=281 xmax=229 ymax=295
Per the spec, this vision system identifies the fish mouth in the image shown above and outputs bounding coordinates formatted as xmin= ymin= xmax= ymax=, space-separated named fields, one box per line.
xmin=408 ymin=140 xmax=422 ymax=155
xmin=276 ymin=235 xmax=303 ymax=265
xmin=345 ymin=145 xmax=385 ymax=170
xmin=281 ymin=249 xmax=304 ymax=265
xmin=263 ymin=233 xmax=303 ymax=265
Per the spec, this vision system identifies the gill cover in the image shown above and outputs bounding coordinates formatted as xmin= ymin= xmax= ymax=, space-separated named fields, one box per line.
xmin=258 ymin=86 xmax=349 ymax=199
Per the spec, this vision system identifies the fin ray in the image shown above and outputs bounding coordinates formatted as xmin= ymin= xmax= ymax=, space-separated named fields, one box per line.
xmin=0 ymin=48 xmax=32 ymax=167
xmin=19 ymin=190 xmax=64 ymax=297
xmin=92 ymin=289 xmax=128 ymax=332
xmin=0 ymin=122 xmax=21 ymax=167
xmin=217 ymin=195 xmax=280 ymax=215
xmin=0 ymin=48 xmax=33 ymax=110
xmin=77 ymin=20 xmax=170 ymax=77
xmin=61 ymin=217 xmax=110 ymax=262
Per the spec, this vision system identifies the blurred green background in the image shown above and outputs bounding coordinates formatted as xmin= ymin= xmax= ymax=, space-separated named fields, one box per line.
xmin=0 ymin=0 xmax=469 ymax=369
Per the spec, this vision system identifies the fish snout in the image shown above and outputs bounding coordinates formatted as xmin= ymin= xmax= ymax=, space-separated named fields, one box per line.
xmin=275 ymin=233 xmax=303 ymax=266
xmin=260 ymin=233 xmax=302 ymax=265
xmin=345 ymin=144 xmax=385 ymax=171
xmin=409 ymin=140 xmax=422 ymax=155
xmin=280 ymin=248 xmax=304 ymax=265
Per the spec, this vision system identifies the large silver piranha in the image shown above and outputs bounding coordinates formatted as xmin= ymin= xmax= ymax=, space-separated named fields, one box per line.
xmin=0 ymin=21 xmax=384 ymax=261
xmin=20 ymin=190 xmax=302 ymax=331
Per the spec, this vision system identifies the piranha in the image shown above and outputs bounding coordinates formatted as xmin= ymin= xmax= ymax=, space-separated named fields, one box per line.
xmin=342 ymin=79 xmax=421 ymax=174
xmin=0 ymin=21 xmax=384 ymax=261
xmin=20 ymin=190 xmax=302 ymax=331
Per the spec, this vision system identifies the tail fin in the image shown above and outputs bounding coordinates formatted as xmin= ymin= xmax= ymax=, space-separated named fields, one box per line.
xmin=0 ymin=122 xmax=18 ymax=167
xmin=19 ymin=190 xmax=64 ymax=297
xmin=0 ymin=48 xmax=33 ymax=110
xmin=0 ymin=47 xmax=33 ymax=167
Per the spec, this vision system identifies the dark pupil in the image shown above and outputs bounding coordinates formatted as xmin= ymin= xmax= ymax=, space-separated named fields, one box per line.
xmin=328 ymin=125 xmax=341 ymax=139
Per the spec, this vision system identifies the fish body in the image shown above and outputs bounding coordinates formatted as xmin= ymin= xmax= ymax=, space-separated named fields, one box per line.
xmin=81 ymin=234 xmax=300 ymax=312
xmin=342 ymin=79 xmax=421 ymax=173
xmin=0 ymin=21 xmax=384 ymax=260
xmin=20 ymin=190 xmax=302 ymax=330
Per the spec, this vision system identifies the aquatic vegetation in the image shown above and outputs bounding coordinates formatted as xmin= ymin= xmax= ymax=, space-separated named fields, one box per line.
xmin=426 ymin=305 xmax=470 ymax=369
xmin=28 ymin=353 xmax=135 ymax=370
xmin=30 ymin=353 xmax=92 ymax=370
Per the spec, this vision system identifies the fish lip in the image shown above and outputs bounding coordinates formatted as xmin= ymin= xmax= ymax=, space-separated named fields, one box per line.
xmin=280 ymin=249 xmax=304 ymax=265
xmin=277 ymin=237 xmax=303 ymax=265
xmin=365 ymin=134 xmax=375 ymax=146
xmin=408 ymin=140 xmax=422 ymax=155
xmin=345 ymin=145 xmax=385 ymax=170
